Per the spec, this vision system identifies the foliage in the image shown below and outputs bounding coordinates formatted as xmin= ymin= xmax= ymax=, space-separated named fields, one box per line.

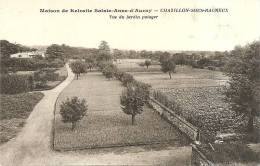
xmin=97 ymin=41 xmax=112 ymax=62
xmin=33 ymin=68 xmax=60 ymax=89
xmin=132 ymin=81 xmax=151 ymax=104
xmin=0 ymin=74 xmax=33 ymax=94
xmin=0 ymin=40 xmax=33 ymax=59
xmin=159 ymin=52 xmax=171 ymax=63
xmin=70 ymin=61 xmax=87 ymax=79
xmin=120 ymin=84 xmax=145 ymax=125
xmin=60 ymin=97 xmax=88 ymax=130
xmin=197 ymin=143 xmax=260 ymax=163
xmin=152 ymin=87 xmax=243 ymax=142
xmin=121 ymin=73 xmax=134 ymax=86
xmin=224 ymin=41 xmax=260 ymax=132
xmin=1 ymin=58 xmax=64 ymax=72
xmin=45 ymin=44 xmax=65 ymax=60
xmin=160 ymin=58 xmax=176 ymax=79
xmin=144 ymin=60 xmax=151 ymax=69
xmin=102 ymin=63 xmax=117 ymax=80
xmin=84 ymin=56 xmax=96 ymax=71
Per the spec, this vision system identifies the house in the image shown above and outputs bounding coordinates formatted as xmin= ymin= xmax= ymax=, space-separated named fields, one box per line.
xmin=10 ymin=51 xmax=45 ymax=58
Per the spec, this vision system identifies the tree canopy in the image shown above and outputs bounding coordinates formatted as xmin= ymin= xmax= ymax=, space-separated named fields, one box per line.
xmin=160 ymin=58 xmax=176 ymax=79
xmin=224 ymin=41 xmax=260 ymax=132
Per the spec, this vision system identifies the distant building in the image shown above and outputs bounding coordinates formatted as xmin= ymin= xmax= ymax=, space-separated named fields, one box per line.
xmin=10 ymin=51 xmax=45 ymax=58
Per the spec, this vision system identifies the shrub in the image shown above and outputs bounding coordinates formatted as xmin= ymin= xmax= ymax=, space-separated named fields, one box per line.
xmin=60 ymin=97 xmax=88 ymax=130
xmin=121 ymin=73 xmax=134 ymax=86
xmin=1 ymin=58 xmax=65 ymax=72
xmin=102 ymin=63 xmax=117 ymax=80
xmin=49 ymin=59 xmax=65 ymax=68
xmin=0 ymin=74 xmax=32 ymax=94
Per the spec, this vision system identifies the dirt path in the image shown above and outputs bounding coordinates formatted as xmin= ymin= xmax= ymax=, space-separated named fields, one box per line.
xmin=0 ymin=65 xmax=191 ymax=166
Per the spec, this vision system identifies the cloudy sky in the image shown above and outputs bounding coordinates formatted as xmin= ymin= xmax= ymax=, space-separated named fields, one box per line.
xmin=0 ymin=0 xmax=260 ymax=51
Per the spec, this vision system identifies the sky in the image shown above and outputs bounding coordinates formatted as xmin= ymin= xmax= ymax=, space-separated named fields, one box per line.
xmin=0 ymin=0 xmax=260 ymax=51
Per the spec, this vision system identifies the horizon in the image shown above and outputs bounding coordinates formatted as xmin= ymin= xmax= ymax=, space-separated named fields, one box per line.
xmin=3 ymin=39 xmax=259 ymax=53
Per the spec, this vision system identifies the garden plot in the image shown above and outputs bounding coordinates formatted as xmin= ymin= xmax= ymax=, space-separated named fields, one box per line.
xmin=0 ymin=92 xmax=44 ymax=144
xmin=53 ymin=72 xmax=189 ymax=150
xmin=153 ymin=87 xmax=247 ymax=142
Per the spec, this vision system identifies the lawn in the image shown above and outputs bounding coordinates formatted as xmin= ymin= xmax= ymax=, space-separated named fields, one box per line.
xmin=0 ymin=92 xmax=44 ymax=144
xmin=53 ymin=72 xmax=189 ymax=150
xmin=130 ymin=65 xmax=228 ymax=89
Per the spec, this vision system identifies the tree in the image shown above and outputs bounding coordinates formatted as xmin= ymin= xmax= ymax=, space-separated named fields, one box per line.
xmin=70 ymin=61 xmax=86 ymax=79
xmin=120 ymin=84 xmax=145 ymax=125
xmin=224 ymin=41 xmax=260 ymax=132
xmin=144 ymin=60 xmax=152 ymax=69
xmin=160 ymin=58 xmax=176 ymax=79
xmin=159 ymin=51 xmax=171 ymax=63
xmin=97 ymin=41 xmax=112 ymax=62
xmin=0 ymin=40 xmax=32 ymax=59
xmin=85 ymin=56 xmax=95 ymax=72
xmin=60 ymin=97 xmax=88 ymax=130
xmin=45 ymin=44 xmax=65 ymax=60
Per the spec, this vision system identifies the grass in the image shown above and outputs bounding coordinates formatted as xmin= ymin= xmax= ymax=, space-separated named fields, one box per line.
xmin=115 ymin=60 xmax=161 ymax=72
xmin=0 ymin=92 xmax=44 ymax=144
xmin=53 ymin=72 xmax=189 ymax=150
xmin=130 ymin=65 xmax=228 ymax=89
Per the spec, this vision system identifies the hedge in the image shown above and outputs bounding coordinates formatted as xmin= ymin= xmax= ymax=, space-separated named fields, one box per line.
xmin=0 ymin=74 xmax=33 ymax=94
xmin=100 ymin=62 xmax=150 ymax=98
xmin=1 ymin=58 xmax=65 ymax=71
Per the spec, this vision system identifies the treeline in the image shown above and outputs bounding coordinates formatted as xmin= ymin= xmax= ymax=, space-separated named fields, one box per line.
xmin=0 ymin=40 xmax=36 ymax=59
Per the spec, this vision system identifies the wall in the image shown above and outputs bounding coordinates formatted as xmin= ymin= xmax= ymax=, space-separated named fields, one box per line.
xmin=191 ymin=144 xmax=213 ymax=166
xmin=149 ymin=97 xmax=199 ymax=141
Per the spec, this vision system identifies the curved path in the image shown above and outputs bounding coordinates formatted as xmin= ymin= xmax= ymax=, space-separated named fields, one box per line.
xmin=0 ymin=64 xmax=75 ymax=166
xmin=0 ymin=64 xmax=191 ymax=166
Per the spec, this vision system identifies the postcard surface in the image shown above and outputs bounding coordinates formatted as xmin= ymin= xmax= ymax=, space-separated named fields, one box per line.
xmin=0 ymin=0 xmax=260 ymax=165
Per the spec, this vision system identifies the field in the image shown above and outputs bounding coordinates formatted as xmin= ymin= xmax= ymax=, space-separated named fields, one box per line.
xmin=130 ymin=65 xmax=228 ymax=89
xmin=115 ymin=60 xmax=242 ymax=141
xmin=53 ymin=72 xmax=189 ymax=150
xmin=0 ymin=92 xmax=44 ymax=144
xmin=115 ymin=59 xmax=161 ymax=72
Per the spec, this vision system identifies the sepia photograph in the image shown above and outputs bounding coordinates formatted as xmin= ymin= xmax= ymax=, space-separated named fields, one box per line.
xmin=0 ymin=0 xmax=260 ymax=165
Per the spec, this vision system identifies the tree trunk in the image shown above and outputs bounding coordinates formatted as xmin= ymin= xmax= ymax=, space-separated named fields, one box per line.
xmin=72 ymin=122 xmax=76 ymax=131
xmin=169 ymin=72 xmax=172 ymax=79
xmin=146 ymin=66 xmax=148 ymax=69
xmin=247 ymin=113 xmax=254 ymax=132
xmin=132 ymin=114 xmax=135 ymax=125
xmin=76 ymin=74 xmax=79 ymax=80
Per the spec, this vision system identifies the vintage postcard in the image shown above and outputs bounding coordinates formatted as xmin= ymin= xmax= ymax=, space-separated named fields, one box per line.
xmin=0 ymin=0 xmax=260 ymax=165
